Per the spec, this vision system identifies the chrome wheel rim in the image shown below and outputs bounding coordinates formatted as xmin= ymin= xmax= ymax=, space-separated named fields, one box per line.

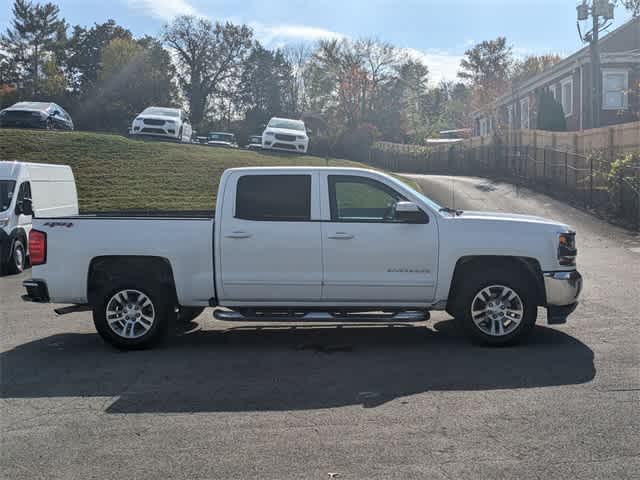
xmin=471 ymin=285 xmax=524 ymax=337
xmin=106 ymin=289 xmax=155 ymax=339
xmin=14 ymin=246 xmax=24 ymax=269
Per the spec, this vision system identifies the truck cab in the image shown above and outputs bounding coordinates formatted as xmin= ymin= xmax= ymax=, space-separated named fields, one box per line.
xmin=0 ymin=161 xmax=78 ymax=274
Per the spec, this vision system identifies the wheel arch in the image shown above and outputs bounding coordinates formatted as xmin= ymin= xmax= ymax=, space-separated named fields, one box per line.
xmin=87 ymin=255 xmax=178 ymax=307
xmin=445 ymin=255 xmax=546 ymax=318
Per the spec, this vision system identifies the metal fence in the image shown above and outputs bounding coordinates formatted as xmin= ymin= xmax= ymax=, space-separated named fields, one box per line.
xmin=369 ymin=143 xmax=640 ymax=230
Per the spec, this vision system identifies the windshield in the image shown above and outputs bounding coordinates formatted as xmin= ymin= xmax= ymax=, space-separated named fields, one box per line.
xmin=142 ymin=107 xmax=179 ymax=117
xmin=208 ymin=133 xmax=234 ymax=142
xmin=0 ymin=180 xmax=16 ymax=213
xmin=9 ymin=102 xmax=51 ymax=112
xmin=268 ymin=119 xmax=305 ymax=131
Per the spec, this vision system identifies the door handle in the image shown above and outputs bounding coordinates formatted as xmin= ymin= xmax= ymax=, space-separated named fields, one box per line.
xmin=328 ymin=232 xmax=354 ymax=240
xmin=224 ymin=231 xmax=252 ymax=239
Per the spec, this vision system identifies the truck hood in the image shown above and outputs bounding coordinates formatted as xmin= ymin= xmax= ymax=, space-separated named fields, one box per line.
xmin=456 ymin=210 xmax=571 ymax=231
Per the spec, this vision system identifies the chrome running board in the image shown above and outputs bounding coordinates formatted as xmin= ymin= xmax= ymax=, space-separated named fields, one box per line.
xmin=213 ymin=309 xmax=429 ymax=323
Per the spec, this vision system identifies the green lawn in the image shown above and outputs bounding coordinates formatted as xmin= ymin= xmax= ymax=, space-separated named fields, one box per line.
xmin=0 ymin=129 xmax=418 ymax=212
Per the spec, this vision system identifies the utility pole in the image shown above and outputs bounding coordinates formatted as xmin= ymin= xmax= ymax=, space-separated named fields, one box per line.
xmin=590 ymin=1 xmax=601 ymax=129
xmin=578 ymin=1 xmax=615 ymax=129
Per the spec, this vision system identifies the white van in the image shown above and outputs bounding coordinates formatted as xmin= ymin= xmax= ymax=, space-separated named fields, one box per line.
xmin=0 ymin=161 xmax=78 ymax=274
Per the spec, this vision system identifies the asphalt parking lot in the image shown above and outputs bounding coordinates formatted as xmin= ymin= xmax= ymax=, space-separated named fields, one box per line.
xmin=1 ymin=175 xmax=639 ymax=479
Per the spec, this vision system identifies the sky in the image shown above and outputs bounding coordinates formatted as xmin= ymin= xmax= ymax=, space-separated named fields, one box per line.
xmin=0 ymin=0 xmax=634 ymax=83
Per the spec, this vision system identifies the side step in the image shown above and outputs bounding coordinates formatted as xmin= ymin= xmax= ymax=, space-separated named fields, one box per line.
xmin=213 ymin=309 xmax=429 ymax=323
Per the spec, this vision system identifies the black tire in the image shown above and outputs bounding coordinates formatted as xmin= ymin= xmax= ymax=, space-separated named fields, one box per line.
xmin=8 ymin=239 xmax=26 ymax=274
xmin=455 ymin=267 xmax=537 ymax=346
xmin=92 ymin=282 xmax=169 ymax=350
xmin=176 ymin=306 xmax=205 ymax=323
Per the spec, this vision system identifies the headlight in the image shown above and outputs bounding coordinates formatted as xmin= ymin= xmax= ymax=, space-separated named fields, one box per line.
xmin=264 ymin=131 xmax=275 ymax=136
xmin=297 ymin=135 xmax=306 ymax=140
xmin=558 ymin=232 xmax=577 ymax=266
xmin=166 ymin=120 xmax=176 ymax=124
xmin=0 ymin=217 xmax=9 ymax=227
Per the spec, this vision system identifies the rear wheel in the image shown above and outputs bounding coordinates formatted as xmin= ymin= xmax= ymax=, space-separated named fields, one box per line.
xmin=8 ymin=239 xmax=26 ymax=274
xmin=93 ymin=283 xmax=169 ymax=350
xmin=456 ymin=268 xmax=537 ymax=346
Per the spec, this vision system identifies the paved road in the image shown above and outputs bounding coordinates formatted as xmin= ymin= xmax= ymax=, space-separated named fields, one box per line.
xmin=1 ymin=175 xmax=639 ymax=479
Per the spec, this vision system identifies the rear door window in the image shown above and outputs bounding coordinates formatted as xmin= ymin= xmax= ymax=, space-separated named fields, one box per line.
xmin=235 ymin=175 xmax=311 ymax=221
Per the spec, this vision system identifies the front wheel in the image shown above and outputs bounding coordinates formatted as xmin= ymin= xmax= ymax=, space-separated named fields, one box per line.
xmin=93 ymin=284 xmax=169 ymax=350
xmin=456 ymin=268 xmax=537 ymax=346
xmin=8 ymin=239 xmax=26 ymax=274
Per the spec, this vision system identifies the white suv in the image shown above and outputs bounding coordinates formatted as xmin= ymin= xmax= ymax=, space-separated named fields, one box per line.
xmin=262 ymin=117 xmax=309 ymax=153
xmin=131 ymin=107 xmax=192 ymax=143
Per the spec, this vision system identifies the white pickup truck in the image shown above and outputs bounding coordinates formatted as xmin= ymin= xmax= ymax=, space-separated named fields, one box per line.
xmin=22 ymin=167 xmax=582 ymax=350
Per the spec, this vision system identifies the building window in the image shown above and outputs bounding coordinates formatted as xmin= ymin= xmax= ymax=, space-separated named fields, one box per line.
xmin=479 ymin=117 xmax=493 ymax=137
xmin=561 ymin=77 xmax=573 ymax=116
xmin=603 ymin=69 xmax=629 ymax=110
xmin=549 ymin=84 xmax=558 ymax=101
xmin=520 ymin=98 xmax=530 ymax=129
xmin=507 ymin=105 xmax=514 ymax=129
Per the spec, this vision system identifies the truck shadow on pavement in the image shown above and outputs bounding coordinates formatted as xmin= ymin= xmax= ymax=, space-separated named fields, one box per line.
xmin=0 ymin=319 xmax=595 ymax=413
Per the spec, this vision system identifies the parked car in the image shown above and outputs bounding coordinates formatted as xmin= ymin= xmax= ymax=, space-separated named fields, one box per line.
xmin=130 ymin=107 xmax=192 ymax=142
xmin=207 ymin=132 xmax=238 ymax=148
xmin=262 ymin=117 xmax=309 ymax=153
xmin=0 ymin=102 xmax=74 ymax=130
xmin=0 ymin=161 xmax=78 ymax=275
xmin=23 ymin=166 xmax=582 ymax=350
xmin=245 ymin=134 xmax=263 ymax=150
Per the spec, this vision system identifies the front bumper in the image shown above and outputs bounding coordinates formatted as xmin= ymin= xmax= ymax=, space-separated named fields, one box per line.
xmin=131 ymin=125 xmax=179 ymax=138
xmin=0 ymin=229 xmax=13 ymax=270
xmin=263 ymin=139 xmax=308 ymax=153
xmin=543 ymin=270 xmax=582 ymax=324
xmin=22 ymin=279 xmax=50 ymax=303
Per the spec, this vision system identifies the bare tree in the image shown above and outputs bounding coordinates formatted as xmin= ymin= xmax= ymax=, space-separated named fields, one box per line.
xmin=163 ymin=16 xmax=252 ymax=126
xmin=283 ymin=43 xmax=311 ymax=114
xmin=618 ymin=0 xmax=640 ymax=16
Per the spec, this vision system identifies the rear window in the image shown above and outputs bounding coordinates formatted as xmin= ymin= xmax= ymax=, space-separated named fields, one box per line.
xmin=235 ymin=175 xmax=311 ymax=221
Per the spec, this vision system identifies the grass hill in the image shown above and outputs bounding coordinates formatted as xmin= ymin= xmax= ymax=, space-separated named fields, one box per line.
xmin=0 ymin=129 xmax=371 ymax=212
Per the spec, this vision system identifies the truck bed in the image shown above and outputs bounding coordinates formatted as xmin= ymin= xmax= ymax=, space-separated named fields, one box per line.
xmin=31 ymin=213 xmax=215 ymax=306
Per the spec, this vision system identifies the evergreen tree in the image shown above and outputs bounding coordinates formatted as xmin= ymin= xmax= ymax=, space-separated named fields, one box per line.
xmin=0 ymin=0 xmax=67 ymax=96
xmin=537 ymin=89 xmax=566 ymax=132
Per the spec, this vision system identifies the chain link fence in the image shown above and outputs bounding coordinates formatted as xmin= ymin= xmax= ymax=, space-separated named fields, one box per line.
xmin=369 ymin=142 xmax=640 ymax=230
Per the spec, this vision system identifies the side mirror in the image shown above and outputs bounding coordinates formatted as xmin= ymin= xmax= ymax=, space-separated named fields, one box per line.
xmin=53 ymin=110 xmax=61 ymax=116
xmin=18 ymin=197 xmax=34 ymax=216
xmin=394 ymin=201 xmax=428 ymax=224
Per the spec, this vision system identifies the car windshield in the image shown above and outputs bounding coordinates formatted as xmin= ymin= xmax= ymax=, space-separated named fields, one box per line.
xmin=142 ymin=107 xmax=179 ymax=117
xmin=209 ymin=133 xmax=234 ymax=142
xmin=268 ymin=119 xmax=305 ymax=131
xmin=9 ymin=102 xmax=51 ymax=112
xmin=0 ymin=180 xmax=16 ymax=212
